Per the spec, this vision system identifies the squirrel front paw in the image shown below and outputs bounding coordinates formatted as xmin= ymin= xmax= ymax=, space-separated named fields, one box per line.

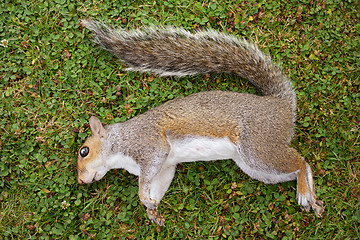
xmin=147 ymin=208 xmax=165 ymax=226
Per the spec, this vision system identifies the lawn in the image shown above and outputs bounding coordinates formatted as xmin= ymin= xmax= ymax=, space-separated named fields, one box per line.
xmin=0 ymin=0 xmax=359 ymax=239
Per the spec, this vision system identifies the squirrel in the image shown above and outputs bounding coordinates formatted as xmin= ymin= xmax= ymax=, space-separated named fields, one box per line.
xmin=77 ymin=19 xmax=324 ymax=226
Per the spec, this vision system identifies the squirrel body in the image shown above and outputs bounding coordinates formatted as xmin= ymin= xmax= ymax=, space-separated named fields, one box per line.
xmin=77 ymin=20 xmax=324 ymax=226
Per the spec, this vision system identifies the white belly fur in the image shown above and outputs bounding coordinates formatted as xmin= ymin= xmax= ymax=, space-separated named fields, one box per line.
xmin=167 ymin=136 xmax=238 ymax=165
xmin=166 ymin=135 xmax=297 ymax=184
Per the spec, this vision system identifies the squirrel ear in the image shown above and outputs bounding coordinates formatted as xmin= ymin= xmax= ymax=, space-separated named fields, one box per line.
xmin=89 ymin=116 xmax=107 ymax=138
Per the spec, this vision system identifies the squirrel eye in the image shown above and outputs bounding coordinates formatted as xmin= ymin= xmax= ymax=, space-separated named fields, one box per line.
xmin=79 ymin=146 xmax=89 ymax=158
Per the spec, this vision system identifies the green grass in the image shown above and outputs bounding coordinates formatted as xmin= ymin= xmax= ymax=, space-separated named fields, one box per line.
xmin=1 ymin=0 xmax=359 ymax=239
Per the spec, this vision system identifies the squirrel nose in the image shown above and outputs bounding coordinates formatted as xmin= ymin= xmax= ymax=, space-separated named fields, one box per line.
xmin=78 ymin=178 xmax=85 ymax=184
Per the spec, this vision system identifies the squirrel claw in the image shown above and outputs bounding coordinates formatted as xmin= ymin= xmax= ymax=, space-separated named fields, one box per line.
xmin=147 ymin=208 xmax=165 ymax=226
xmin=312 ymin=200 xmax=324 ymax=217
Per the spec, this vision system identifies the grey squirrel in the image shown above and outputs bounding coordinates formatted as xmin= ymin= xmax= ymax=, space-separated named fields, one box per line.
xmin=77 ymin=19 xmax=324 ymax=226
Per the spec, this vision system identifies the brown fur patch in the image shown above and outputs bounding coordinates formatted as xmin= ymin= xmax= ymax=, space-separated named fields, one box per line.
xmin=158 ymin=112 xmax=241 ymax=143
xmin=296 ymin=161 xmax=309 ymax=196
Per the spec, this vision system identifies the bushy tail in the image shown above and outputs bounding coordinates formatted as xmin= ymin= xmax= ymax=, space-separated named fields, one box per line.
xmin=81 ymin=19 xmax=296 ymax=113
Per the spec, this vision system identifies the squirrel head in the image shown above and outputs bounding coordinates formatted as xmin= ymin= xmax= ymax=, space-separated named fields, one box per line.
xmin=77 ymin=116 xmax=109 ymax=184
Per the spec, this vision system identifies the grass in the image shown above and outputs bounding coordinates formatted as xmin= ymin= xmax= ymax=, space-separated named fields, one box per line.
xmin=0 ymin=0 xmax=359 ymax=239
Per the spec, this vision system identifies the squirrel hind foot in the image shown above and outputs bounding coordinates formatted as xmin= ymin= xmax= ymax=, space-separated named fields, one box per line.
xmin=312 ymin=200 xmax=325 ymax=217
xmin=297 ymin=192 xmax=324 ymax=217
xmin=296 ymin=162 xmax=324 ymax=217
xmin=297 ymin=192 xmax=311 ymax=211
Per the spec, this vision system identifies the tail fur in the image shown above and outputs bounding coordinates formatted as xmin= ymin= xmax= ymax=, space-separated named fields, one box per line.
xmin=81 ymin=19 xmax=296 ymax=114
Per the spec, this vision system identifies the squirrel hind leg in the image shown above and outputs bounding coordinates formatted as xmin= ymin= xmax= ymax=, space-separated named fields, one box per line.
xmin=296 ymin=161 xmax=324 ymax=217
xmin=236 ymin=145 xmax=324 ymax=217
